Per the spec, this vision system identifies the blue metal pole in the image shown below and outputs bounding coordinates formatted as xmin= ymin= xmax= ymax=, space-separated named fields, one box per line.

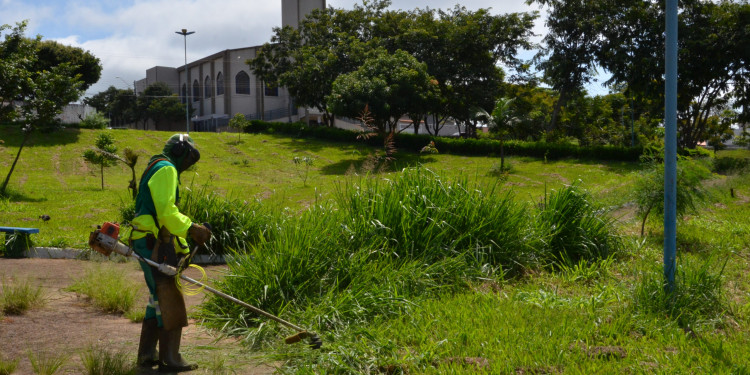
xmin=664 ymin=0 xmax=678 ymax=292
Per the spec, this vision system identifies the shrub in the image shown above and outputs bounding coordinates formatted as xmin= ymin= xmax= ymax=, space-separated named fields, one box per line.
xmin=77 ymin=112 xmax=109 ymax=129
xmin=713 ymin=156 xmax=750 ymax=174
xmin=2 ymin=232 xmax=33 ymax=258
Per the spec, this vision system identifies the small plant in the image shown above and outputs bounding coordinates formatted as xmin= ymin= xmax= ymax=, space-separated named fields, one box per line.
xmin=489 ymin=161 xmax=513 ymax=176
xmin=66 ymin=263 xmax=140 ymax=315
xmin=83 ymin=132 xmax=119 ymax=190
xmin=0 ymin=354 xmax=19 ymax=375
xmin=292 ymin=156 xmax=314 ymax=186
xmin=28 ymin=351 xmax=68 ymax=375
xmin=1 ymin=276 xmax=44 ymax=315
xmin=228 ymin=113 xmax=248 ymax=142
xmin=355 ymin=105 xmax=397 ymax=168
xmin=633 ymin=160 xmax=710 ymax=236
xmin=80 ymin=344 xmax=137 ymax=375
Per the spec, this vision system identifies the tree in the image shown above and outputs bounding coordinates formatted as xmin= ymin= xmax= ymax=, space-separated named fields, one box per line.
xmin=84 ymin=86 xmax=136 ymax=128
xmin=327 ymin=49 xmax=438 ymax=134
xmin=0 ymin=21 xmax=84 ymax=196
xmin=474 ymin=98 xmax=518 ymax=172
xmin=528 ymin=0 xmax=605 ymax=136
xmin=34 ymin=40 xmax=101 ymax=92
xmin=598 ymin=0 xmax=750 ymax=149
xmin=228 ymin=113 xmax=248 ymax=142
xmin=137 ymin=82 xmax=188 ymax=130
xmin=83 ymin=133 xmax=118 ymax=190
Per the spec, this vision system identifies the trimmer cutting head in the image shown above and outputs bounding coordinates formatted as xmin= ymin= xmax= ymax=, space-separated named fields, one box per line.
xmin=284 ymin=331 xmax=323 ymax=349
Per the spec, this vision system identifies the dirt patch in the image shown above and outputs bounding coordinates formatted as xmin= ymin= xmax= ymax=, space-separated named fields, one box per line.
xmin=0 ymin=258 xmax=275 ymax=374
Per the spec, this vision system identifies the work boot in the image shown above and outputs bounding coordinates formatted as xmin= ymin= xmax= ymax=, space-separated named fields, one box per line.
xmin=137 ymin=318 xmax=159 ymax=368
xmin=158 ymin=328 xmax=198 ymax=373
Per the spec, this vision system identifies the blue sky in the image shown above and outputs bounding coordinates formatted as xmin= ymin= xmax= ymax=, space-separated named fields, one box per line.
xmin=0 ymin=0 xmax=611 ymax=98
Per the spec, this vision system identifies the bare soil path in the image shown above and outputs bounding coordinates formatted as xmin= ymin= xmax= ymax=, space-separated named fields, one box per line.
xmin=0 ymin=258 xmax=276 ymax=375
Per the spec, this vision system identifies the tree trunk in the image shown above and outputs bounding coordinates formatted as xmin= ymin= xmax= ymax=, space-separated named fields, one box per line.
xmin=0 ymin=130 xmax=31 ymax=195
xmin=640 ymin=203 xmax=654 ymax=237
xmin=548 ymin=88 xmax=568 ymax=136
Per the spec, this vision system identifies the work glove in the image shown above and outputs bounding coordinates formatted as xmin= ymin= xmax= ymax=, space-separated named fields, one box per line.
xmin=188 ymin=223 xmax=211 ymax=246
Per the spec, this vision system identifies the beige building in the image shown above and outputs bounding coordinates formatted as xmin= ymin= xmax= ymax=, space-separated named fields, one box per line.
xmin=136 ymin=0 xmax=326 ymax=132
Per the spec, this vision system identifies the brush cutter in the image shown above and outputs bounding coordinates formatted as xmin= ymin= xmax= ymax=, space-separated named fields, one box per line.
xmin=88 ymin=222 xmax=322 ymax=349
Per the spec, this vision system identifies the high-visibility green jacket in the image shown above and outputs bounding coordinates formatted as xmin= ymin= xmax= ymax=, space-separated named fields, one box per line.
xmin=131 ymin=159 xmax=191 ymax=254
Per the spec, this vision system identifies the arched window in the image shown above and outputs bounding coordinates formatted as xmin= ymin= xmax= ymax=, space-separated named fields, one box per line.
xmin=192 ymin=79 xmax=200 ymax=102
xmin=204 ymin=76 xmax=212 ymax=98
xmin=235 ymin=71 xmax=250 ymax=95
xmin=216 ymin=72 xmax=224 ymax=96
xmin=181 ymin=83 xmax=187 ymax=104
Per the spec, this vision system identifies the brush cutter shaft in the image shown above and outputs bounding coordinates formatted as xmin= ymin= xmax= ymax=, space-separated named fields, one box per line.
xmin=177 ymin=274 xmax=306 ymax=332
xmin=90 ymin=231 xmax=306 ymax=332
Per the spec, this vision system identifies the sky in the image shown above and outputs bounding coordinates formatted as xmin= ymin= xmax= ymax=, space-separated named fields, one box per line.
xmin=0 ymin=0 xmax=612 ymax=99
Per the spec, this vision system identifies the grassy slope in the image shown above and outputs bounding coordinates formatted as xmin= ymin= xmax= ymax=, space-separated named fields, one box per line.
xmin=2 ymin=126 xmax=749 ymax=373
xmin=0 ymin=127 xmax=637 ymax=248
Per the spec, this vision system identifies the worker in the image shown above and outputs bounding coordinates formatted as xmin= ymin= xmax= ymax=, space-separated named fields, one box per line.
xmin=130 ymin=133 xmax=211 ymax=372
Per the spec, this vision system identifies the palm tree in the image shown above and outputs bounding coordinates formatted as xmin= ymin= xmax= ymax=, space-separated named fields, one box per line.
xmin=474 ymin=97 xmax=518 ymax=172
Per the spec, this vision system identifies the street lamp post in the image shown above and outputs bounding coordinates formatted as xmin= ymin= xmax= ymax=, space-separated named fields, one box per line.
xmin=175 ymin=28 xmax=195 ymax=134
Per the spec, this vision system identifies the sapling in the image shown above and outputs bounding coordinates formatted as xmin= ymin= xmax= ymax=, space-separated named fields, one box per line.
xmin=83 ymin=133 xmax=118 ymax=190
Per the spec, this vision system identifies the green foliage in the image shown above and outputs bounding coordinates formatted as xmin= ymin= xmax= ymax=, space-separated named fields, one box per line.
xmin=2 ymin=232 xmax=33 ymax=258
xmin=0 ymin=354 xmax=18 ymax=375
xmin=228 ymin=113 xmax=248 ymax=141
xmin=713 ymin=156 xmax=750 ymax=175
xmin=82 ymin=132 xmax=118 ymax=190
xmin=634 ymin=257 xmax=728 ymax=328
xmin=292 ymin=156 xmax=314 ymax=187
xmin=633 ymin=159 xmax=710 ymax=236
xmin=77 ymin=112 xmax=109 ymax=129
xmin=179 ymin=183 xmax=271 ymax=255
xmin=198 ymin=168 xmax=624 ymax=345
xmin=80 ymin=345 xmax=136 ymax=375
xmin=328 ymin=49 xmax=439 ymax=134
xmin=66 ymin=263 xmax=139 ymax=315
xmin=1 ymin=276 xmax=44 ymax=315
xmin=27 ymin=351 xmax=68 ymax=375
xmin=536 ymin=183 xmax=621 ymax=265
xmin=34 ymin=39 xmax=102 ymax=91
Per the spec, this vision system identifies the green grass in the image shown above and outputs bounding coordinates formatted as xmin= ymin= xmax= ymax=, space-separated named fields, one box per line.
xmin=79 ymin=345 xmax=136 ymax=375
xmin=65 ymin=263 xmax=140 ymax=316
xmin=1 ymin=276 xmax=44 ymax=315
xmin=27 ymin=351 xmax=68 ymax=375
xmin=0 ymin=354 xmax=18 ymax=375
xmin=0 ymin=127 xmax=638 ymax=248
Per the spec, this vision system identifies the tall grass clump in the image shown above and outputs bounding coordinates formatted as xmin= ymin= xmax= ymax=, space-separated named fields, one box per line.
xmin=536 ymin=183 xmax=621 ymax=266
xmin=634 ymin=257 xmax=728 ymax=328
xmin=335 ymin=167 xmax=535 ymax=273
xmin=1 ymin=276 xmax=44 ymax=315
xmin=0 ymin=354 xmax=18 ymax=375
xmin=66 ymin=263 xmax=139 ymax=315
xmin=180 ymin=183 xmax=272 ymax=255
xmin=27 ymin=351 xmax=68 ymax=375
xmin=80 ymin=345 xmax=136 ymax=375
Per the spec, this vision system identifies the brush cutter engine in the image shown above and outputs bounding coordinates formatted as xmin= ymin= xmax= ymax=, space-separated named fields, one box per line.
xmin=89 ymin=223 xmax=177 ymax=276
